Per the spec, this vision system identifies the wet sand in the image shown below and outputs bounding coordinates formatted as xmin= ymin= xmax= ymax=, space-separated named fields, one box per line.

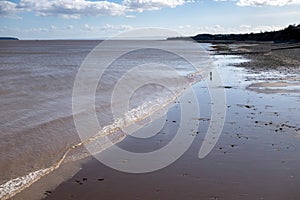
xmin=12 ymin=43 xmax=300 ymax=200
xmin=212 ymin=42 xmax=300 ymax=72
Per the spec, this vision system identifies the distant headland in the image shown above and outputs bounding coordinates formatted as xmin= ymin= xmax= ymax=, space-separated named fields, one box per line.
xmin=168 ymin=24 xmax=300 ymax=43
xmin=0 ymin=37 xmax=19 ymax=40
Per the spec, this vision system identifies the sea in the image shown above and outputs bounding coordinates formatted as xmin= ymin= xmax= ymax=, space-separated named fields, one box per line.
xmin=0 ymin=40 xmax=212 ymax=199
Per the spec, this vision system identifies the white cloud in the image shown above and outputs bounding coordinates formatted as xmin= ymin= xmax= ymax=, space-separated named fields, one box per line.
xmin=176 ymin=24 xmax=285 ymax=35
xmin=0 ymin=24 xmax=134 ymax=37
xmin=0 ymin=0 xmax=17 ymax=17
xmin=124 ymin=0 xmax=185 ymax=12
xmin=83 ymin=24 xmax=94 ymax=31
xmin=2 ymin=0 xmax=300 ymax=19
xmin=50 ymin=25 xmax=57 ymax=30
xmin=249 ymin=25 xmax=285 ymax=32
xmin=81 ymin=23 xmax=133 ymax=33
xmin=214 ymin=0 xmax=300 ymax=6
xmin=17 ymin=0 xmax=126 ymax=17
xmin=66 ymin=25 xmax=74 ymax=30
xmin=237 ymin=0 xmax=300 ymax=6
xmin=125 ymin=14 xmax=136 ymax=18
xmin=100 ymin=24 xmax=133 ymax=31
xmin=0 ymin=0 xmax=189 ymax=18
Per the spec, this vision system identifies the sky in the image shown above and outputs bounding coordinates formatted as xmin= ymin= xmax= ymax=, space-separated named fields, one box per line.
xmin=0 ymin=0 xmax=300 ymax=39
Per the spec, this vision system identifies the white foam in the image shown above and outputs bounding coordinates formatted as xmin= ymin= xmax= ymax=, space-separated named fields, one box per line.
xmin=0 ymin=167 xmax=52 ymax=200
xmin=0 ymin=72 xmax=195 ymax=200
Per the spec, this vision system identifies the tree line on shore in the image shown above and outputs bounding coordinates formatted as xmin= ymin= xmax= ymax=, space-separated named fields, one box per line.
xmin=168 ymin=24 xmax=300 ymax=43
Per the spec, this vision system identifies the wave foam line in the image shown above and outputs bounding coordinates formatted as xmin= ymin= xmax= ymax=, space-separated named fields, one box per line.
xmin=0 ymin=72 xmax=201 ymax=200
xmin=0 ymin=146 xmax=71 ymax=200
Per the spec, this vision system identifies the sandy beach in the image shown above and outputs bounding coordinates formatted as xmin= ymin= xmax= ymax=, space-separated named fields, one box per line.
xmin=2 ymin=0 xmax=300 ymax=199
xmin=8 ymin=42 xmax=300 ymax=200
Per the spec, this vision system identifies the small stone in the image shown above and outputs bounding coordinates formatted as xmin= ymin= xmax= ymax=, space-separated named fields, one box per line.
xmin=45 ymin=191 xmax=52 ymax=194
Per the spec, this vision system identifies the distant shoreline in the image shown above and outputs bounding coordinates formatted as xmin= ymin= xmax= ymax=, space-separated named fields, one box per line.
xmin=168 ymin=24 xmax=300 ymax=43
xmin=0 ymin=37 xmax=19 ymax=41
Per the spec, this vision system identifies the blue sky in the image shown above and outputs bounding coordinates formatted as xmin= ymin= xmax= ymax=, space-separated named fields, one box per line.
xmin=0 ymin=0 xmax=300 ymax=39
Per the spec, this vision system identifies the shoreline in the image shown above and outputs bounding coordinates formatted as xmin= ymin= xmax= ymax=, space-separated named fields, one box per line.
xmin=9 ymin=42 xmax=300 ymax=200
xmin=211 ymin=42 xmax=300 ymax=69
xmin=212 ymin=42 xmax=300 ymax=94
xmin=4 ymin=85 xmax=186 ymax=200
xmin=1 ymin=39 xmax=196 ymax=199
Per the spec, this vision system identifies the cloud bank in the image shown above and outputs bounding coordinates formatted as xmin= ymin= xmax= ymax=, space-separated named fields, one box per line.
xmin=237 ymin=0 xmax=300 ymax=6
xmin=0 ymin=0 xmax=17 ymax=17
xmin=124 ymin=0 xmax=185 ymax=12
xmin=1 ymin=0 xmax=299 ymax=18
xmin=0 ymin=0 xmax=189 ymax=18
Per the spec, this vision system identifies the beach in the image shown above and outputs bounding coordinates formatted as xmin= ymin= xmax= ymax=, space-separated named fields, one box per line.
xmin=2 ymin=40 xmax=300 ymax=200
